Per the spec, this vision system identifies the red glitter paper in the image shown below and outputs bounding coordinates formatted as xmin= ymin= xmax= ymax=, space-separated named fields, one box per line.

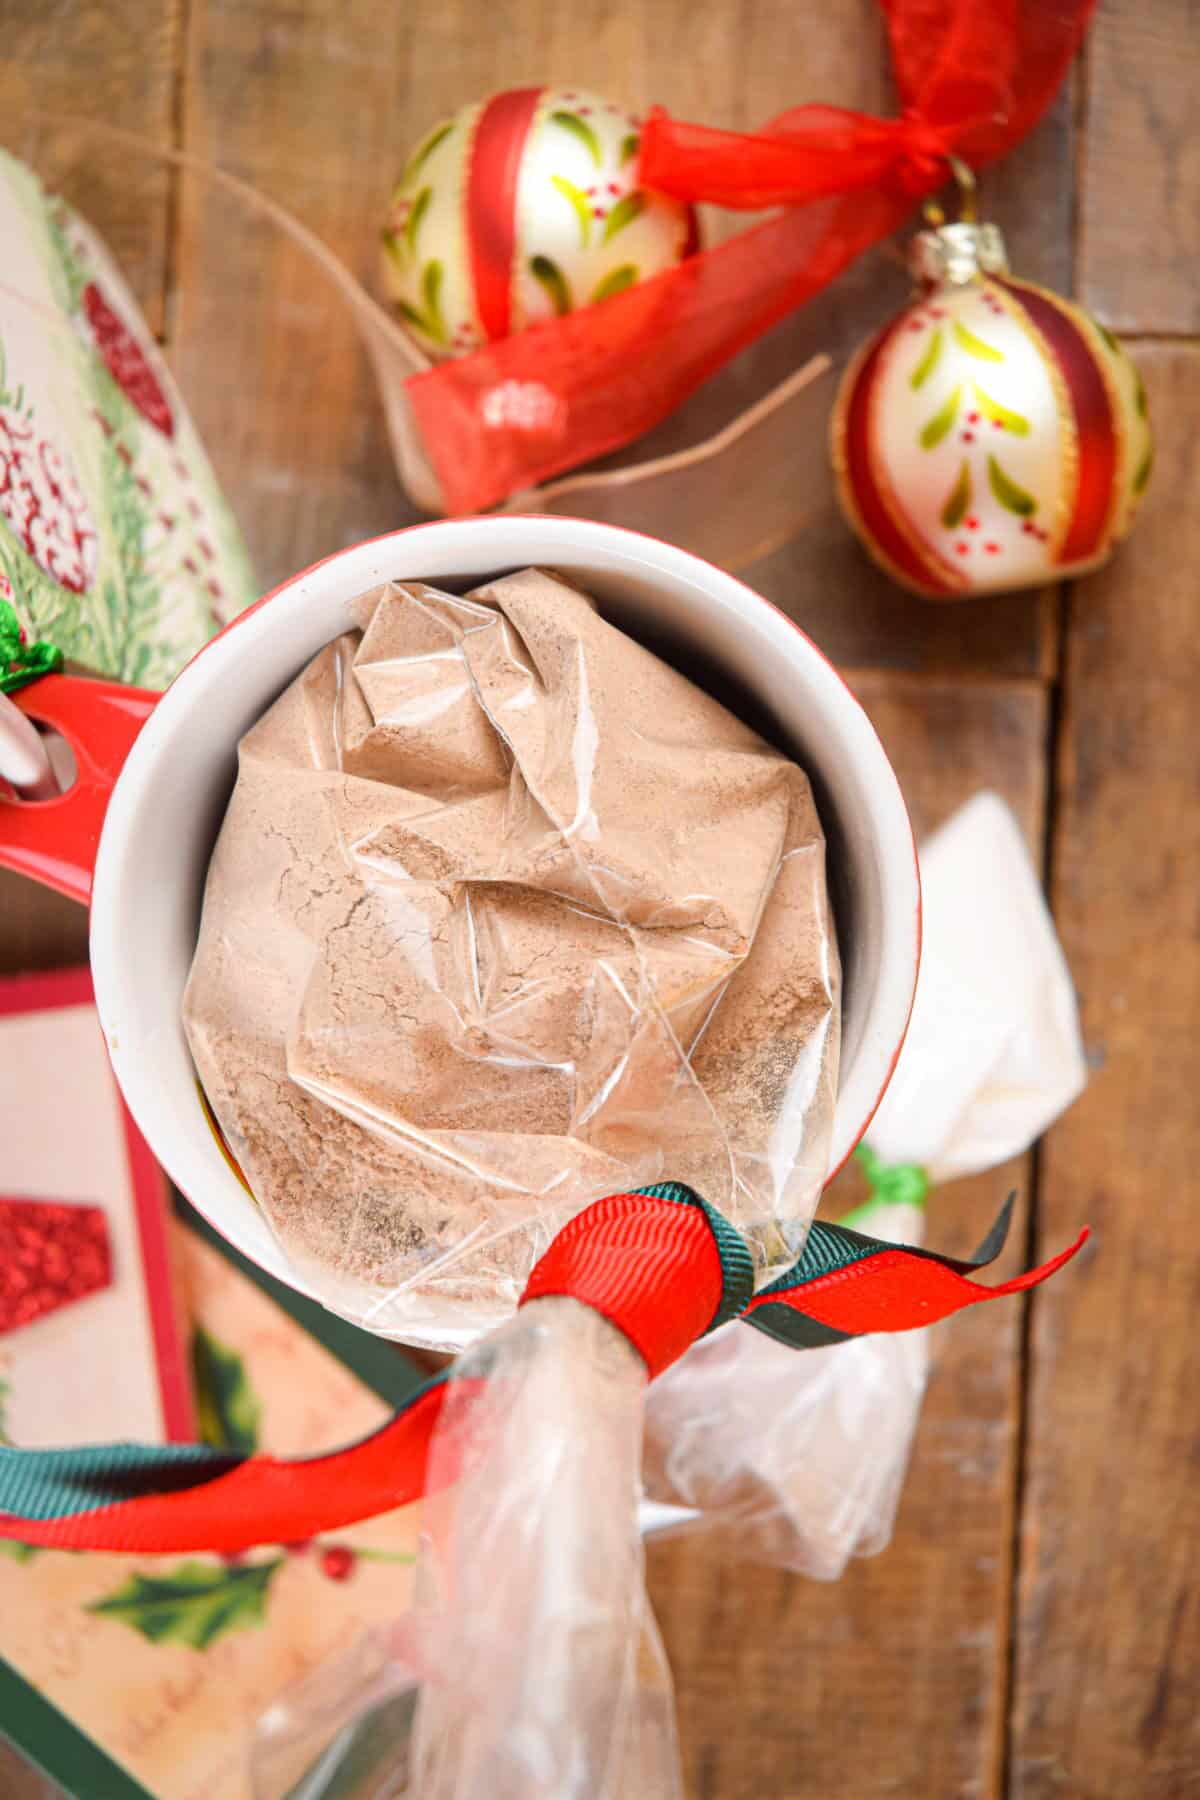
xmin=0 ymin=1197 xmax=111 ymax=1335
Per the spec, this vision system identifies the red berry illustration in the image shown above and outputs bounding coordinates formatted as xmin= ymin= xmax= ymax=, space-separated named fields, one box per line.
xmin=965 ymin=516 xmax=980 ymax=530
xmin=321 ymin=1545 xmax=356 ymax=1582
xmin=984 ymin=541 xmax=1001 ymax=554
xmin=955 ymin=541 xmax=970 ymax=556
xmin=83 ymin=283 xmax=175 ymax=438
xmin=0 ymin=409 xmax=98 ymax=594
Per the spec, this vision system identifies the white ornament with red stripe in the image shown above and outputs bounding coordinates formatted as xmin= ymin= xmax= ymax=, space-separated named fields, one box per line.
xmin=382 ymin=87 xmax=695 ymax=358
xmin=831 ymin=215 xmax=1152 ymax=600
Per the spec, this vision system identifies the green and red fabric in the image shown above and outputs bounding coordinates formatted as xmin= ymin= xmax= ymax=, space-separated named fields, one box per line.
xmin=0 ymin=1182 xmax=1085 ymax=1554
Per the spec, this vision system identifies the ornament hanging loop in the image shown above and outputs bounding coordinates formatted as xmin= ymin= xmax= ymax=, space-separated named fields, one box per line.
xmin=910 ymin=158 xmax=1007 ymax=288
xmin=921 ymin=155 xmax=978 ymax=228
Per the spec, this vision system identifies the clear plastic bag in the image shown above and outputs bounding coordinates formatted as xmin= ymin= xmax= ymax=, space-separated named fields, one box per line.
xmin=643 ymin=792 xmax=1086 ymax=1575
xmin=250 ymin=1299 xmax=681 ymax=1800
xmin=184 ymin=567 xmax=839 ymax=1347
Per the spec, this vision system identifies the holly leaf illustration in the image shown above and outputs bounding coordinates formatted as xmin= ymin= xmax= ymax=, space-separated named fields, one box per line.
xmin=909 ymin=325 xmax=943 ymax=390
xmin=1134 ymin=373 xmax=1148 ymax=419
xmin=405 ymin=186 xmax=432 ymax=256
xmin=952 ymin=319 xmax=1004 ymax=362
xmin=88 ymin=1557 xmax=284 ymax=1650
xmin=919 ymin=382 xmax=961 ymax=449
xmin=530 ymin=254 xmax=573 ymax=316
xmin=380 ymin=230 xmax=406 ymax=278
xmin=602 ymin=192 xmax=644 ymax=244
xmin=940 ymin=458 xmax=972 ymax=530
xmin=973 ymin=382 xmax=1030 ymax=436
xmin=0 ymin=1539 xmax=37 ymax=1563
xmin=987 ymin=453 xmax=1037 ymax=517
xmin=620 ymin=132 xmax=640 ymax=166
xmin=401 ymin=120 xmax=453 ymax=187
xmin=550 ymin=109 xmax=602 ymax=167
xmin=591 ymin=263 xmax=638 ymax=304
xmin=421 ymin=261 xmax=447 ymax=344
xmin=1133 ymin=444 xmax=1153 ymax=494
xmin=192 ymin=1326 xmax=261 ymax=1454
xmin=550 ymin=174 xmax=592 ymax=248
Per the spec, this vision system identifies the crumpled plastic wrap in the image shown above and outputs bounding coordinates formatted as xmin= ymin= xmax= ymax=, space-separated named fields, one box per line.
xmin=184 ymin=566 xmax=838 ymax=1348
xmin=643 ymin=791 xmax=1087 ymax=1576
xmin=250 ymin=1300 xmax=681 ymax=1800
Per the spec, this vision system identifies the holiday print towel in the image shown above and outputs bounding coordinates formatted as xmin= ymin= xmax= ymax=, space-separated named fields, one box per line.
xmin=0 ymin=152 xmax=255 ymax=688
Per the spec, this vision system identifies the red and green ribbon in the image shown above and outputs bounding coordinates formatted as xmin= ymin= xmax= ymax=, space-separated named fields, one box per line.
xmin=0 ymin=1182 xmax=1085 ymax=1554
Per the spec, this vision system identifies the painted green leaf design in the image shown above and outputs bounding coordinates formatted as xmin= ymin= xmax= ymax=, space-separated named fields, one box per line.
xmin=1097 ymin=320 xmax=1122 ymax=355
xmin=394 ymin=298 xmax=427 ymax=333
xmin=620 ymin=132 xmax=640 ymax=167
xmin=421 ymin=260 xmax=447 ymax=343
xmin=550 ymin=110 xmax=602 ymax=167
xmin=0 ymin=1539 xmax=37 ymax=1564
xmin=973 ymin=382 xmax=1030 ymax=436
xmin=590 ymin=263 xmax=638 ymax=304
xmin=1135 ymin=374 xmax=1148 ymax=419
xmin=602 ymin=192 xmax=645 ymax=244
xmin=909 ymin=326 xmax=943 ymax=390
xmin=402 ymin=120 xmax=453 ymax=187
xmin=530 ymin=254 xmax=572 ymax=316
xmin=1133 ymin=444 xmax=1154 ymax=494
xmin=88 ymin=1558 xmax=285 ymax=1650
xmin=192 ymin=1326 xmax=261 ymax=1455
xmin=405 ymin=186 xmax=432 ymax=256
xmin=940 ymin=459 xmax=972 ymax=530
xmin=550 ymin=173 xmax=592 ymax=248
xmin=919 ymin=383 xmax=961 ymax=449
xmin=987 ymin=453 xmax=1037 ymax=517
xmin=380 ymin=230 xmax=406 ymax=279
xmin=952 ymin=319 xmax=1004 ymax=362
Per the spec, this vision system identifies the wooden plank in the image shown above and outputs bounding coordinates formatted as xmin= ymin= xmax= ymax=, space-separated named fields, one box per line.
xmin=1009 ymin=349 xmax=1200 ymax=1797
xmin=649 ymin=671 xmax=1049 ymax=1800
xmin=173 ymin=0 xmax=1059 ymax=675
xmin=1078 ymin=1 xmax=1197 ymax=334
xmin=0 ymin=0 xmax=182 ymax=329
xmin=0 ymin=0 xmax=180 ymax=972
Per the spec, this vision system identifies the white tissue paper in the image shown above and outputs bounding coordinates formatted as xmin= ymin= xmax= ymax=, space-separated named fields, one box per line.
xmin=643 ymin=790 xmax=1087 ymax=1577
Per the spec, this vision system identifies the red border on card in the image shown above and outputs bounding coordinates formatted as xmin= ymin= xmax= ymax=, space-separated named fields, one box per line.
xmin=0 ymin=966 xmax=195 ymax=1441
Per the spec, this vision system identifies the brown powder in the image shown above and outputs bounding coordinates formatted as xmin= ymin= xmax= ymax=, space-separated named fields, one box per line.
xmin=183 ymin=569 xmax=839 ymax=1346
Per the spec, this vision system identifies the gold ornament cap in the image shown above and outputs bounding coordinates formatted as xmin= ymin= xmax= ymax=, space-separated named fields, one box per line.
xmin=909 ymin=219 xmax=1009 ymax=286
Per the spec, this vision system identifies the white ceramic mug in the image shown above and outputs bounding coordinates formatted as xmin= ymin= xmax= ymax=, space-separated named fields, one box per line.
xmin=0 ymin=517 xmax=920 ymax=1324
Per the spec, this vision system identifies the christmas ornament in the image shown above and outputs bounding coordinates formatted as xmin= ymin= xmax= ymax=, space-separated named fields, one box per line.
xmin=382 ymin=87 xmax=696 ymax=358
xmin=832 ymin=176 xmax=1152 ymax=599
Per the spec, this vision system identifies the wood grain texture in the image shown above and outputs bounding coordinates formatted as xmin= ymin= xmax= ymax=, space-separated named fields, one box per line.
xmin=1079 ymin=1 xmax=1199 ymax=333
xmin=0 ymin=0 xmax=182 ymax=329
xmin=649 ymin=672 xmax=1050 ymax=1800
xmin=1009 ymin=348 xmax=1200 ymax=1797
xmin=0 ymin=0 xmax=180 ymax=971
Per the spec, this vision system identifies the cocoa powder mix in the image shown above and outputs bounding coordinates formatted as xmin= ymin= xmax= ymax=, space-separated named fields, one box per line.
xmin=183 ymin=569 xmax=840 ymax=1346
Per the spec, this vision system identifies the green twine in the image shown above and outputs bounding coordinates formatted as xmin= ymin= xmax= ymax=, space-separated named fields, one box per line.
xmin=839 ymin=1142 xmax=930 ymax=1231
xmin=0 ymin=599 xmax=64 ymax=696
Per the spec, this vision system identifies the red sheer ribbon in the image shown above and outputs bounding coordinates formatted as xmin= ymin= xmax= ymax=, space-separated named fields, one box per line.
xmin=405 ymin=0 xmax=1094 ymax=515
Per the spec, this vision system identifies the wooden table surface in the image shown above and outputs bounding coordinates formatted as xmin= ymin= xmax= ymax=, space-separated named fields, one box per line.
xmin=1 ymin=3 xmax=1196 ymax=1796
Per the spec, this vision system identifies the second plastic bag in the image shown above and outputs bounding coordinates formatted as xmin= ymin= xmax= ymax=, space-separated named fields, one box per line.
xmin=642 ymin=792 xmax=1087 ymax=1575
